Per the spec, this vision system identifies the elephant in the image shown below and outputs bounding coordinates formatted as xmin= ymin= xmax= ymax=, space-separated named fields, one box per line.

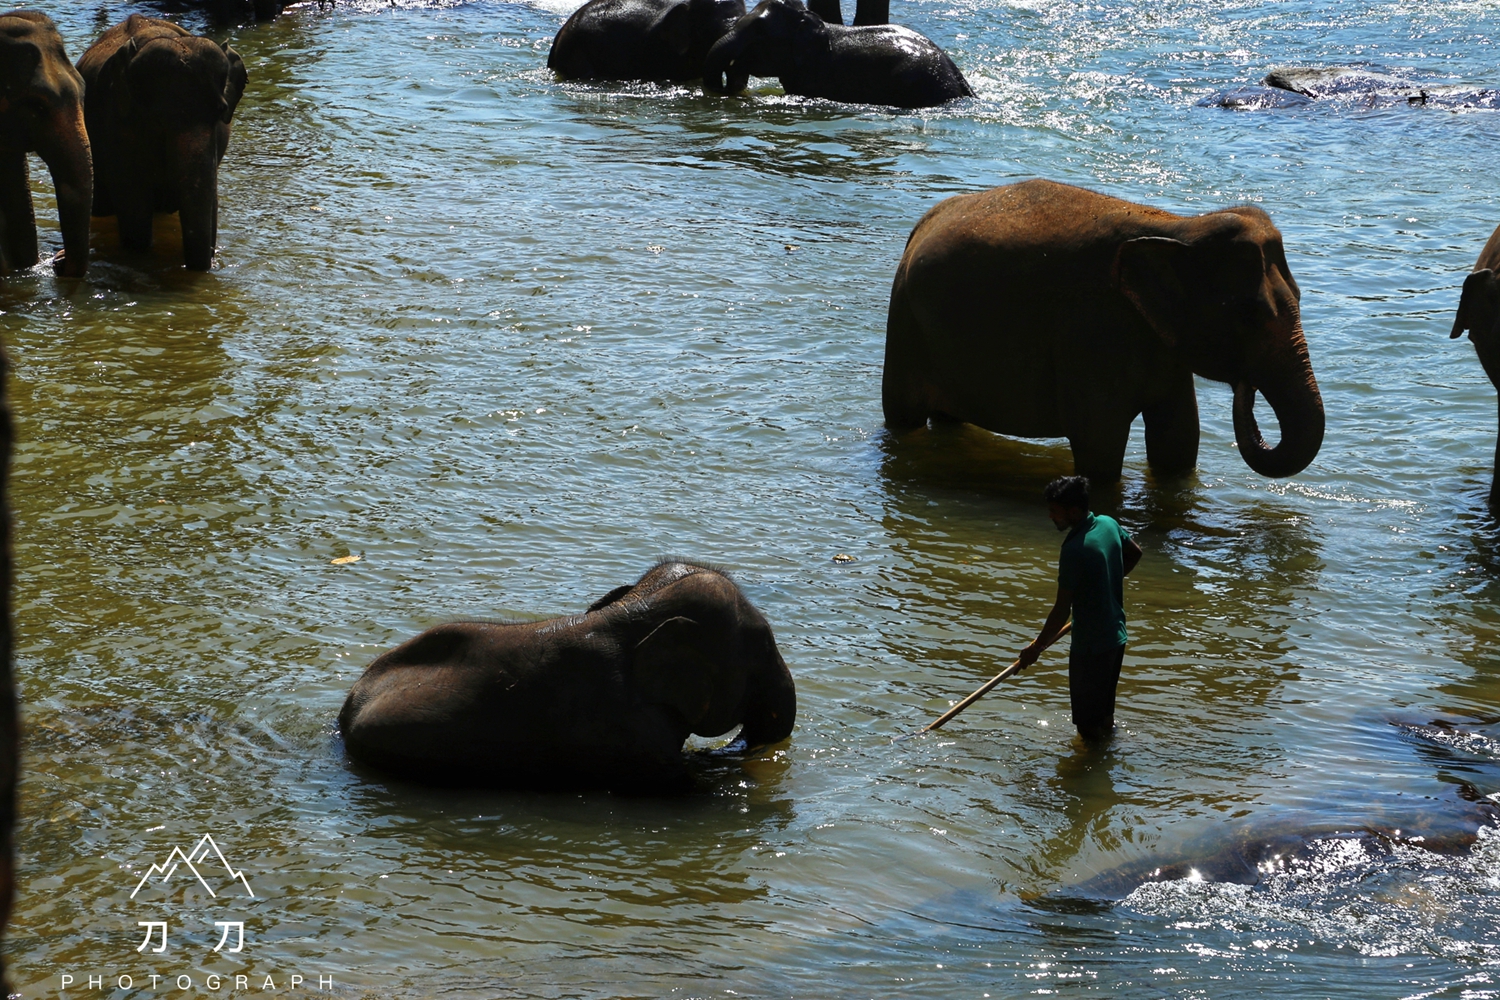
xmin=548 ymin=0 xmax=746 ymax=82
xmin=338 ymin=561 xmax=797 ymax=791
xmin=1450 ymin=223 xmax=1500 ymax=503
xmin=702 ymin=0 xmax=971 ymax=109
xmin=76 ymin=16 xmax=248 ymax=272
xmin=0 ymin=11 xmax=91 ymax=277
xmin=882 ymin=179 xmax=1326 ymax=485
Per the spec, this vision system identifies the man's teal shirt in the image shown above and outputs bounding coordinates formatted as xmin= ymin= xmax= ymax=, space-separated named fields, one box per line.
xmin=1058 ymin=512 xmax=1131 ymax=655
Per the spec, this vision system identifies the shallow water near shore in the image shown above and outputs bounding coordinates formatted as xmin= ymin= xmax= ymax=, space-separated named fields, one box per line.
xmin=3 ymin=0 xmax=1499 ymax=996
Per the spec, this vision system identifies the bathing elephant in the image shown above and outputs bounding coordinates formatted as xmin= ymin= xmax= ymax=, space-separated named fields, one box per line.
xmin=883 ymin=179 xmax=1326 ymax=484
xmin=1449 ymin=223 xmax=1500 ymax=503
xmin=703 ymin=0 xmax=971 ymax=109
xmin=77 ymin=16 xmax=247 ymax=271
xmin=549 ymin=0 xmax=745 ymax=82
xmin=339 ymin=561 xmax=797 ymax=791
xmin=0 ymin=11 xmax=91 ymax=277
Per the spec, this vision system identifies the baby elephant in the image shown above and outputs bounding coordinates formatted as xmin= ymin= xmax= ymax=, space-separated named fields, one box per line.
xmin=339 ymin=561 xmax=797 ymax=791
xmin=703 ymin=0 xmax=971 ymax=109
xmin=77 ymin=16 xmax=248 ymax=271
xmin=1451 ymin=223 xmax=1500 ymax=502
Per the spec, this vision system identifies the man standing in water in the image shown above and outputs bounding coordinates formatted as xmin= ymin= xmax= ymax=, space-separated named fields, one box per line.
xmin=1017 ymin=476 xmax=1142 ymax=741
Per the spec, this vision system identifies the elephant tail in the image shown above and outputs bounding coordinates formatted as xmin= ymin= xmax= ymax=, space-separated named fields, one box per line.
xmin=882 ymin=267 xmax=933 ymax=432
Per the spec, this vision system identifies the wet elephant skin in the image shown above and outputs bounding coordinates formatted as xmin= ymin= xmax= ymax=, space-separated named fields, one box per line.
xmin=702 ymin=0 xmax=970 ymax=109
xmin=339 ymin=561 xmax=797 ymax=792
xmin=548 ymin=0 xmax=745 ymax=82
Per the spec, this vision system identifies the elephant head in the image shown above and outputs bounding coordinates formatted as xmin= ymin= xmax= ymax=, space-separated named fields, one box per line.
xmin=606 ymin=562 xmax=796 ymax=748
xmin=1114 ymin=207 xmax=1325 ymax=479
xmin=703 ymin=0 xmax=822 ymax=95
xmin=0 ymin=11 xmax=91 ymax=277
xmin=1451 ymin=265 xmax=1500 ymax=386
xmin=84 ymin=17 xmax=247 ymax=271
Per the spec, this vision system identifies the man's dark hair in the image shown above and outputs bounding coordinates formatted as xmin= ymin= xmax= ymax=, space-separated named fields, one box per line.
xmin=1044 ymin=476 xmax=1090 ymax=510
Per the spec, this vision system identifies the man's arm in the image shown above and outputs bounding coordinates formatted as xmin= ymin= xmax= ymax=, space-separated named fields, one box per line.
xmin=1017 ymin=587 xmax=1072 ymax=668
xmin=1123 ymin=536 xmax=1142 ymax=576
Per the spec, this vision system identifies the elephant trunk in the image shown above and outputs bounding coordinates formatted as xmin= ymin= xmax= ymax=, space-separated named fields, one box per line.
xmin=702 ymin=33 xmax=751 ymax=94
xmin=1232 ymin=326 xmax=1325 ymax=478
xmin=177 ymin=132 xmax=220 ymax=272
xmin=37 ymin=103 xmax=92 ymax=277
xmin=736 ymin=649 xmax=796 ymax=748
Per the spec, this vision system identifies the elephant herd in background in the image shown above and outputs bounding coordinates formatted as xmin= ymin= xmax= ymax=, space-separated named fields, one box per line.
xmin=549 ymin=0 xmax=971 ymax=108
xmin=1 ymin=4 xmax=1499 ymax=792
xmin=0 ymin=11 xmax=246 ymax=274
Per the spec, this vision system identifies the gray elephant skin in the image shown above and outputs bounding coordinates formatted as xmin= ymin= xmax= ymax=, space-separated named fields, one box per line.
xmin=0 ymin=11 xmax=91 ymax=277
xmin=703 ymin=0 xmax=970 ymax=109
xmin=339 ymin=561 xmax=797 ymax=791
xmin=549 ymin=0 xmax=745 ymax=82
xmin=883 ymin=179 xmax=1326 ymax=484
xmin=1450 ymin=223 xmax=1500 ymax=503
xmin=77 ymin=16 xmax=247 ymax=271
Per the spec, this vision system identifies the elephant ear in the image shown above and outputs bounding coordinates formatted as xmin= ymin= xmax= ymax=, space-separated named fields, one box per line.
xmin=633 ymin=616 xmax=740 ymax=735
xmin=94 ymin=37 xmax=139 ymax=115
xmin=221 ymin=43 xmax=248 ymax=124
xmin=649 ymin=2 xmax=695 ymax=57
xmin=1451 ymin=268 xmax=1497 ymax=339
xmin=1114 ymin=236 xmax=1194 ymax=347
xmin=1117 ymin=235 xmax=1270 ymax=346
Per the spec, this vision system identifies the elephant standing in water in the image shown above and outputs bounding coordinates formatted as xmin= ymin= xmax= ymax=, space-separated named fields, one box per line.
xmin=1450 ymin=223 xmax=1500 ymax=503
xmin=339 ymin=561 xmax=797 ymax=792
xmin=883 ymin=179 xmax=1326 ymax=484
xmin=549 ymin=0 xmax=745 ymax=82
xmin=0 ymin=11 xmax=91 ymax=277
xmin=77 ymin=16 xmax=247 ymax=271
xmin=703 ymin=0 xmax=970 ymax=109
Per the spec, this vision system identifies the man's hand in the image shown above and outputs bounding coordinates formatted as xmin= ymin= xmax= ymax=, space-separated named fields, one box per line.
xmin=1016 ymin=643 xmax=1042 ymax=669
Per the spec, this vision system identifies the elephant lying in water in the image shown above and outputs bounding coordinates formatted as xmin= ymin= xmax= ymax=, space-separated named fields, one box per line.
xmin=703 ymin=0 xmax=970 ymax=109
xmin=1451 ymin=224 xmax=1500 ymax=504
xmin=549 ymin=0 xmax=745 ymax=82
xmin=339 ymin=561 xmax=797 ymax=791
xmin=883 ymin=179 xmax=1326 ymax=484
xmin=1201 ymin=66 xmax=1500 ymax=111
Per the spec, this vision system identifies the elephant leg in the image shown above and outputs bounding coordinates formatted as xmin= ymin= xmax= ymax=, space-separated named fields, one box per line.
xmin=1143 ymin=376 xmax=1200 ymax=478
xmin=1068 ymin=416 xmax=1132 ymax=485
xmin=1491 ymin=399 xmax=1500 ymax=508
xmin=0 ymin=149 xmax=38 ymax=273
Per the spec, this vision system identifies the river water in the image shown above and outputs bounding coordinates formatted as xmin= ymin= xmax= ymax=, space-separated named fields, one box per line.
xmin=3 ymin=0 xmax=1499 ymax=996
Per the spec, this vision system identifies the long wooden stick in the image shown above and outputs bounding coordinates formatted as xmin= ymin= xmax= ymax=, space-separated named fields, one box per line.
xmin=904 ymin=622 xmax=1072 ymax=739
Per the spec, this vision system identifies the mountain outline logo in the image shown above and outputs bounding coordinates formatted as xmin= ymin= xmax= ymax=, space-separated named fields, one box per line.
xmin=129 ymin=834 xmax=254 ymax=900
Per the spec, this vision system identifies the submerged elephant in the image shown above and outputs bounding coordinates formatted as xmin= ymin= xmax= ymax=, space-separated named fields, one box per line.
xmin=339 ymin=561 xmax=797 ymax=791
xmin=883 ymin=179 xmax=1326 ymax=484
xmin=1450 ymin=223 xmax=1500 ymax=503
xmin=77 ymin=16 xmax=248 ymax=271
xmin=549 ymin=0 xmax=745 ymax=82
xmin=0 ymin=11 xmax=91 ymax=277
xmin=703 ymin=0 xmax=970 ymax=109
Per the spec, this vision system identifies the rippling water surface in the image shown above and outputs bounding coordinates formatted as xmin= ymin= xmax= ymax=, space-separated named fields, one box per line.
xmin=4 ymin=0 xmax=1499 ymax=996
